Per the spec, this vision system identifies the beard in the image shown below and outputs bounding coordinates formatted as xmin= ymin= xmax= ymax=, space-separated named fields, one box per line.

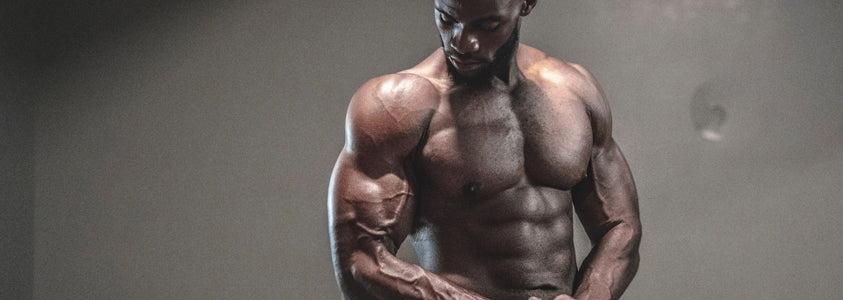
xmin=443 ymin=23 xmax=520 ymax=85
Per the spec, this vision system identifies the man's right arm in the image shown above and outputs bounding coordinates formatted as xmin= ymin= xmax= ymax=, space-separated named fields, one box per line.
xmin=328 ymin=74 xmax=488 ymax=300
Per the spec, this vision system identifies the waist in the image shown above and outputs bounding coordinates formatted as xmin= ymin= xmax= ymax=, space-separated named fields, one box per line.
xmin=412 ymin=224 xmax=577 ymax=296
xmin=439 ymin=268 xmax=575 ymax=300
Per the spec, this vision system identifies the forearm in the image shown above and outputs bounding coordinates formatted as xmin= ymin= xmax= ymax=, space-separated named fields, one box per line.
xmin=573 ymin=221 xmax=641 ymax=300
xmin=338 ymin=241 xmax=487 ymax=300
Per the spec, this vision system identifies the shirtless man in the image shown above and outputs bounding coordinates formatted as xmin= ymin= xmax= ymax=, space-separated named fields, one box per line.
xmin=328 ymin=1 xmax=641 ymax=299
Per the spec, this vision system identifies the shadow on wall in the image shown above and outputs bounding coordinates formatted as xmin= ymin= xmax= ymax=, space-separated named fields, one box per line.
xmin=2 ymin=1 xmax=202 ymax=73
xmin=690 ymin=79 xmax=730 ymax=142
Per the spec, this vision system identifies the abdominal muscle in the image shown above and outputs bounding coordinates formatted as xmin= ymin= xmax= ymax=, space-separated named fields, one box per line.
xmin=411 ymin=184 xmax=578 ymax=300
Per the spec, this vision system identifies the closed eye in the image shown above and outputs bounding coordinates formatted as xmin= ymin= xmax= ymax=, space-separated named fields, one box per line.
xmin=436 ymin=9 xmax=456 ymax=26
xmin=440 ymin=15 xmax=455 ymax=25
xmin=479 ymin=21 xmax=501 ymax=31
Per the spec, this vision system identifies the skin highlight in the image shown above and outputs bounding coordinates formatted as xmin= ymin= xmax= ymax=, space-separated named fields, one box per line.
xmin=329 ymin=1 xmax=641 ymax=299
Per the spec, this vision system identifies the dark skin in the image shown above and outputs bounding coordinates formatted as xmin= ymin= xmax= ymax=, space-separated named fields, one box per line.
xmin=329 ymin=1 xmax=641 ymax=299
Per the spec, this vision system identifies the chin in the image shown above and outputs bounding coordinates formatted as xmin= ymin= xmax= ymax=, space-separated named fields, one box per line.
xmin=455 ymin=69 xmax=483 ymax=78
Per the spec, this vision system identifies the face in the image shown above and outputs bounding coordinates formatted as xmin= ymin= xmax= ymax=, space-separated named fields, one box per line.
xmin=434 ymin=0 xmax=527 ymax=81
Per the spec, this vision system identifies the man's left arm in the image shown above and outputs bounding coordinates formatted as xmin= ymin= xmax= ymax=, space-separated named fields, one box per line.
xmin=569 ymin=64 xmax=642 ymax=300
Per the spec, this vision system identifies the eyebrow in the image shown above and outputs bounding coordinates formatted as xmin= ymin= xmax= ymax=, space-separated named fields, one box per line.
xmin=435 ymin=7 xmax=503 ymax=23
xmin=474 ymin=15 xmax=503 ymax=23
xmin=435 ymin=7 xmax=455 ymax=19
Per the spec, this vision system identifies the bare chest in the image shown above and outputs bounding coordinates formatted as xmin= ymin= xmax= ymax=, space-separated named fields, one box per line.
xmin=416 ymin=83 xmax=592 ymax=200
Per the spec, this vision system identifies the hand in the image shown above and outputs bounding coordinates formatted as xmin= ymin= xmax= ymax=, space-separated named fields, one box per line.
xmin=528 ymin=295 xmax=575 ymax=300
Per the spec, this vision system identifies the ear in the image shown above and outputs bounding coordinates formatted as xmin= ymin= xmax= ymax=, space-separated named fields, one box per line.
xmin=520 ymin=0 xmax=537 ymax=16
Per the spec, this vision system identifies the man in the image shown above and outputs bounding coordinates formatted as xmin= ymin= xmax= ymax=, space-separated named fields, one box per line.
xmin=328 ymin=1 xmax=641 ymax=299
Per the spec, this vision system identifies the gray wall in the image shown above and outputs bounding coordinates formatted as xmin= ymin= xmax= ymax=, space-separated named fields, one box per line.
xmin=0 ymin=69 xmax=34 ymax=300
xmin=4 ymin=0 xmax=842 ymax=299
xmin=1 ymin=2 xmax=34 ymax=298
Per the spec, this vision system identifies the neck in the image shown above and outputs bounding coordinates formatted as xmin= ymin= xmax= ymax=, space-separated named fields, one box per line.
xmin=487 ymin=23 xmax=523 ymax=89
xmin=492 ymin=44 xmax=522 ymax=89
xmin=445 ymin=24 xmax=523 ymax=89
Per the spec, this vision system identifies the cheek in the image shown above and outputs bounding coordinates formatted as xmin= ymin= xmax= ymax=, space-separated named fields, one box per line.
xmin=435 ymin=29 xmax=451 ymax=45
xmin=437 ymin=34 xmax=449 ymax=48
xmin=480 ymin=36 xmax=507 ymax=53
xmin=489 ymin=27 xmax=516 ymax=50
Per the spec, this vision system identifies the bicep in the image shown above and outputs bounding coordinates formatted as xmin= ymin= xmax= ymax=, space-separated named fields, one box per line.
xmin=570 ymin=65 xmax=639 ymax=242
xmin=328 ymin=150 xmax=419 ymax=298
xmin=572 ymin=137 xmax=640 ymax=244
xmin=331 ymin=76 xmax=428 ymax=251
xmin=329 ymin=150 xmax=415 ymax=253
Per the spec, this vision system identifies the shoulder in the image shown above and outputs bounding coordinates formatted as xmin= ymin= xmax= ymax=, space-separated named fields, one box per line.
xmin=345 ymin=72 xmax=440 ymax=156
xmin=348 ymin=72 xmax=440 ymax=128
xmin=519 ymin=46 xmax=613 ymax=142
xmin=522 ymin=52 xmax=604 ymax=108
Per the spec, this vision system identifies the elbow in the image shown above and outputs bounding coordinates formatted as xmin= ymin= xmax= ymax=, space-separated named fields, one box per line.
xmin=627 ymin=220 xmax=642 ymax=248
xmin=622 ymin=220 xmax=641 ymax=275
xmin=625 ymin=221 xmax=642 ymax=275
xmin=611 ymin=220 xmax=641 ymax=257
xmin=604 ymin=220 xmax=641 ymax=277
xmin=334 ymin=250 xmax=381 ymax=299
xmin=335 ymin=246 xmax=379 ymax=287
xmin=341 ymin=249 xmax=428 ymax=300
xmin=347 ymin=250 xmax=380 ymax=284
xmin=627 ymin=220 xmax=642 ymax=253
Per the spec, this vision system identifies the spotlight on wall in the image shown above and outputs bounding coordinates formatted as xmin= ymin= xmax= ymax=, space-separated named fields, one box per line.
xmin=690 ymin=80 xmax=729 ymax=142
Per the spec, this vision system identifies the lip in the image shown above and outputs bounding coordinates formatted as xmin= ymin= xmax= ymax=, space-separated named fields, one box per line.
xmin=449 ymin=57 xmax=484 ymax=71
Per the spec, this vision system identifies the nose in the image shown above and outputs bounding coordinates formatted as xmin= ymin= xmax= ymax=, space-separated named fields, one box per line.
xmin=450 ymin=26 xmax=479 ymax=55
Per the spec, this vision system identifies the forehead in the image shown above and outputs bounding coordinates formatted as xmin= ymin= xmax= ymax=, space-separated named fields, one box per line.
xmin=434 ymin=0 xmax=517 ymax=17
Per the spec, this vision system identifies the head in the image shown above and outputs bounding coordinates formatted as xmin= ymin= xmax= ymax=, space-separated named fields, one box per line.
xmin=434 ymin=0 xmax=537 ymax=83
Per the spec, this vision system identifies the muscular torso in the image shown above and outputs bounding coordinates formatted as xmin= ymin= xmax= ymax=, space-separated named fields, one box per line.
xmin=404 ymin=47 xmax=594 ymax=300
